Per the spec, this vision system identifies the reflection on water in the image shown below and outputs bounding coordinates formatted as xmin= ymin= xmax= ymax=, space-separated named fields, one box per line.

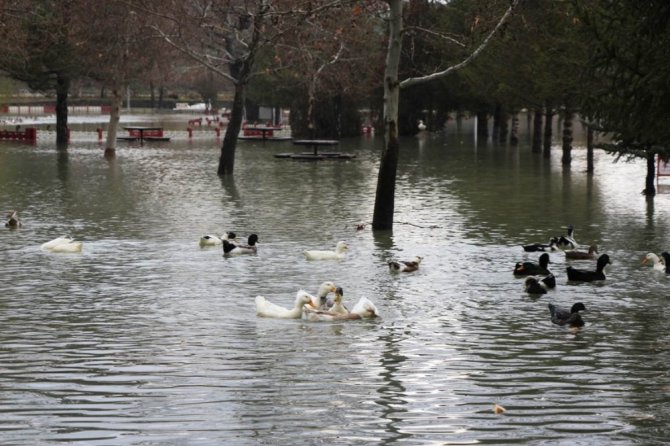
xmin=1 ymin=128 xmax=670 ymax=445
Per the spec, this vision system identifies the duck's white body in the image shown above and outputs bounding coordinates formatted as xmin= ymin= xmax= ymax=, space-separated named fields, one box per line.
xmin=642 ymin=252 xmax=666 ymax=272
xmin=302 ymin=296 xmax=379 ymax=322
xmin=41 ymin=236 xmax=83 ymax=253
xmin=304 ymin=241 xmax=348 ymax=260
xmin=255 ymin=293 xmax=313 ymax=319
xmin=199 ymin=232 xmax=236 ymax=247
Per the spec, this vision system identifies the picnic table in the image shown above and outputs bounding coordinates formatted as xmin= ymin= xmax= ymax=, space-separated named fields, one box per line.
xmin=239 ymin=125 xmax=292 ymax=141
xmin=118 ymin=127 xmax=170 ymax=144
xmin=273 ymin=139 xmax=355 ymax=160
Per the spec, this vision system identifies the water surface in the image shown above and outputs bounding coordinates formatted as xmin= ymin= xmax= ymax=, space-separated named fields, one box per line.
xmin=1 ymin=120 xmax=669 ymax=445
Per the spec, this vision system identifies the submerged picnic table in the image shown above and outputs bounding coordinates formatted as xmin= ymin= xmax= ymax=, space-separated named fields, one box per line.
xmin=275 ymin=139 xmax=355 ymax=160
xmin=118 ymin=127 xmax=171 ymax=144
xmin=239 ymin=125 xmax=291 ymax=141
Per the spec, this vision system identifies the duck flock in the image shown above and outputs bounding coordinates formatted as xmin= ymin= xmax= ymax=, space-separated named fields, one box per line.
xmin=518 ymin=224 xmax=670 ymax=328
xmin=8 ymin=209 xmax=668 ymax=327
xmin=6 ymin=210 xmax=423 ymax=323
xmin=197 ymin=230 xmax=420 ymax=322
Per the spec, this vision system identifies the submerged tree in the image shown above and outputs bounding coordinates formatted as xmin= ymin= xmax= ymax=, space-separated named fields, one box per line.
xmin=373 ymin=0 xmax=519 ymax=230
xmin=139 ymin=0 xmax=360 ymax=175
xmin=0 ymin=0 xmax=85 ymax=144
xmin=576 ymin=0 xmax=670 ymax=195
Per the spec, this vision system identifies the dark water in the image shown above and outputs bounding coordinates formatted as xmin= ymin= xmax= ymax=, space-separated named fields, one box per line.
xmin=1 ymin=118 xmax=669 ymax=445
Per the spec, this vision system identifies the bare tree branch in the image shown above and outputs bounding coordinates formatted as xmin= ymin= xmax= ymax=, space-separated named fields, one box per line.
xmin=405 ymin=25 xmax=466 ymax=48
xmin=400 ymin=0 xmax=519 ymax=89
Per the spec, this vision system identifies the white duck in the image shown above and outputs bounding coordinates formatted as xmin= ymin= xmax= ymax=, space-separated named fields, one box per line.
xmin=302 ymin=296 xmax=379 ymax=322
xmin=297 ymin=281 xmax=337 ymax=308
xmin=41 ymin=236 xmax=83 ymax=253
xmin=641 ymin=252 xmax=666 ymax=272
xmin=199 ymin=231 xmax=236 ymax=247
xmin=255 ymin=292 xmax=314 ymax=319
xmin=304 ymin=241 xmax=348 ymax=260
xmin=327 ymin=287 xmax=349 ymax=315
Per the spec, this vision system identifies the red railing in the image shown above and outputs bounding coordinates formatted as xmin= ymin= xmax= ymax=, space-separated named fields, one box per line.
xmin=0 ymin=128 xmax=37 ymax=142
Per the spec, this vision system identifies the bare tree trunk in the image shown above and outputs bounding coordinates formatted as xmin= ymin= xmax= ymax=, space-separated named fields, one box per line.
xmin=496 ymin=105 xmax=509 ymax=144
xmin=492 ymin=103 xmax=502 ymax=141
xmin=56 ymin=74 xmax=70 ymax=146
xmin=532 ymin=108 xmax=543 ymax=153
xmin=644 ymin=151 xmax=656 ymax=196
xmin=149 ymin=81 xmax=155 ymax=109
xmin=104 ymin=86 xmax=123 ymax=158
xmin=586 ymin=126 xmax=594 ymax=173
xmin=372 ymin=0 xmax=402 ymax=231
xmin=218 ymin=82 xmax=245 ymax=175
xmin=510 ymin=113 xmax=519 ymax=145
xmin=543 ymin=108 xmax=554 ymax=158
xmin=476 ymin=111 xmax=489 ymax=138
xmin=561 ymin=110 xmax=573 ymax=165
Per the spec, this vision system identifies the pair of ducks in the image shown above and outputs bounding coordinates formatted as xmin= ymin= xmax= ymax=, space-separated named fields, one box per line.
xmin=304 ymin=241 xmax=423 ymax=274
xmin=198 ymin=232 xmax=259 ymax=255
xmin=522 ymin=224 xmax=579 ymax=252
xmin=255 ymin=281 xmax=379 ymax=321
xmin=516 ymin=251 xmax=612 ymax=285
xmin=8 ymin=211 xmax=84 ymax=253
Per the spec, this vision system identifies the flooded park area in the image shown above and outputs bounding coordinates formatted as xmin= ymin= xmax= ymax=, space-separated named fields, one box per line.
xmin=1 ymin=114 xmax=670 ymax=445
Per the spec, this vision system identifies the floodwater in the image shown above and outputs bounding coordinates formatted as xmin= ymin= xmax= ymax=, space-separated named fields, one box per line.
xmin=1 ymin=116 xmax=670 ymax=445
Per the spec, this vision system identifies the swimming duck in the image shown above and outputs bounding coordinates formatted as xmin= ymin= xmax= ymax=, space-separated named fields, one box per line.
xmin=328 ymin=287 xmax=349 ymax=315
xmin=304 ymin=241 xmax=348 ymax=260
xmin=302 ymin=296 xmax=379 ymax=322
xmin=524 ymin=273 xmax=556 ymax=295
xmin=5 ymin=210 xmax=22 ymax=228
xmin=255 ymin=292 xmax=315 ymax=319
xmin=661 ymin=252 xmax=670 ymax=274
xmin=554 ymin=224 xmax=577 ymax=250
xmin=566 ymin=253 xmax=611 ymax=282
xmin=388 ymin=256 xmax=423 ymax=273
xmin=199 ymin=231 xmax=236 ymax=247
xmin=514 ymin=253 xmax=551 ymax=276
xmin=566 ymin=245 xmax=598 ymax=260
xmin=41 ymin=236 xmax=83 ymax=253
xmin=522 ymin=238 xmax=559 ymax=252
xmin=548 ymin=302 xmax=586 ymax=327
xmin=417 ymin=119 xmax=427 ymax=131
xmin=297 ymin=281 xmax=338 ymax=308
xmin=223 ymin=234 xmax=258 ymax=255
xmin=641 ymin=253 xmax=666 ymax=272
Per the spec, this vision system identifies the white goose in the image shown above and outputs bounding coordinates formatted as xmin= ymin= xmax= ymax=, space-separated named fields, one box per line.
xmin=641 ymin=252 xmax=666 ymax=272
xmin=41 ymin=236 xmax=83 ymax=253
xmin=199 ymin=231 xmax=236 ymax=247
xmin=255 ymin=292 xmax=314 ymax=319
xmin=298 ymin=281 xmax=337 ymax=308
xmin=304 ymin=241 xmax=348 ymax=260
